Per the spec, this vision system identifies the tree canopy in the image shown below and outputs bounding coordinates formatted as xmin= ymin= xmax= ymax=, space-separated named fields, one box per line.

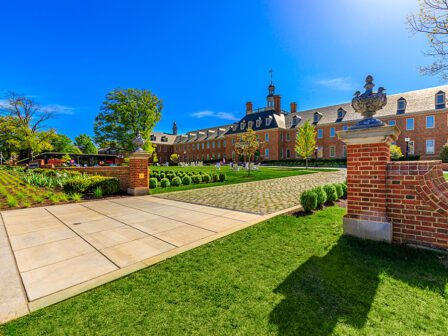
xmin=74 ymin=134 xmax=98 ymax=154
xmin=295 ymin=120 xmax=317 ymax=168
xmin=234 ymin=127 xmax=261 ymax=175
xmin=94 ymin=88 xmax=162 ymax=153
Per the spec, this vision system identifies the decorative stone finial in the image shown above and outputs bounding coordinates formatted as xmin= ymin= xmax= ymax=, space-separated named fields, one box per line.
xmin=132 ymin=133 xmax=146 ymax=152
xmin=350 ymin=75 xmax=387 ymax=129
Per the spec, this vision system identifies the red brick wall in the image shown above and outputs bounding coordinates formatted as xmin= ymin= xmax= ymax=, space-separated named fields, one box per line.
xmin=387 ymin=160 xmax=448 ymax=250
xmin=56 ymin=166 xmax=130 ymax=191
xmin=346 ymin=143 xmax=390 ymax=223
xmin=129 ymin=158 xmax=149 ymax=189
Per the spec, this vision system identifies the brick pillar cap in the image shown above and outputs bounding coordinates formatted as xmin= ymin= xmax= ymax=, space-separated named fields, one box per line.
xmin=129 ymin=151 xmax=151 ymax=159
xmin=337 ymin=125 xmax=400 ymax=145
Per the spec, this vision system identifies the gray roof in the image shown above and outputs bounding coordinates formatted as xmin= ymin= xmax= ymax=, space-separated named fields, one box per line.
xmin=150 ymin=132 xmax=177 ymax=145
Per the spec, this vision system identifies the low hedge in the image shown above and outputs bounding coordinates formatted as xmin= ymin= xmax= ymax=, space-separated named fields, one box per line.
xmin=300 ymin=190 xmax=318 ymax=212
xmin=160 ymin=178 xmax=170 ymax=188
xmin=263 ymin=158 xmax=347 ymax=167
xmin=300 ymin=182 xmax=347 ymax=212
xmin=150 ymin=178 xmax=158 ymax=189
xmin=63 ymin=175 xmax=120 ymax=195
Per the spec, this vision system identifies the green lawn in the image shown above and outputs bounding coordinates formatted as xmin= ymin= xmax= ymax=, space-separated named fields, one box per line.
xmin=2 ymin=207 xmax=447 ymax=335
xmin=444 ymin=172 xmax=448 ymax=181
xmin=149 ymin=166 xmax=335 ymax=195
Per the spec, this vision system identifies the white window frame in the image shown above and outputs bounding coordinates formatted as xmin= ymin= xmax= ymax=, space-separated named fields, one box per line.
xmin=426 ymin=115 xmax=435 ymax=129
xmin=266 ymin=118 xmax=272 ymax=126
xmin=265 ymin=133 xmax=269 ymax=142
xmin=329 ymin=145 xmax=336 ymax=158
xmin=286 ymin=133 xmax=290 ymax=141
xmin=265 ymin=148 xmax=270 ymax=158
xmin=286 ymin=149 xmax=291 ymax=158
xmin=317 ymin=129 xmax=323 ymax=139
xmin=408 ymin=140 xmax=415 ymax=155
xmin=256 ymin=119 xmax=261 ymax=128
xmin=426 ymin=139 xmax=435 ymax=154
xmin=330 ymin=127 xmax=335 ymax=137
xmin=397 ymin=99 xmax=406 ymax=111
xmin=406 ymin=118 xmax=414 ymax=131
xmin=436 ymin=92 xmax=445 ymax=106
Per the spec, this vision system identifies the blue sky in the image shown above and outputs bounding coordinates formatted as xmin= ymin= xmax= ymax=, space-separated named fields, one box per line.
xmin=0 ymin=0 xmax=443 ymax=138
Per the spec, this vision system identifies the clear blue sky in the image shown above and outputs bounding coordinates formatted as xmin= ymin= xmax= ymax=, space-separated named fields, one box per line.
xmin=0 ymin=0 xmax=443 ymax=138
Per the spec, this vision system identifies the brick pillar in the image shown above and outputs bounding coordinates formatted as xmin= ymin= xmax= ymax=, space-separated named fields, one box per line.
xmin=128 ymin=151 xmax=150 ymax=196
xmin=338 ymin=125 xmax=400 ymax=242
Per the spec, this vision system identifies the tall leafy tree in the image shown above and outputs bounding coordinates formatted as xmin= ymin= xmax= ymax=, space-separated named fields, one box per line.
xmin=408 ymin=0 xmax=448 ymax=79
xmin=94 ymin=88 xmax=162 ymax=153
xmin=295 ymin=120 xmax=317 ymax=168
xmin=51 ymin=134 xmax=82 ymax=154
xmin=74 ymin=133 xmax=98 ymax=154
xmin=234 ymin=127 xmax=261 ymax=176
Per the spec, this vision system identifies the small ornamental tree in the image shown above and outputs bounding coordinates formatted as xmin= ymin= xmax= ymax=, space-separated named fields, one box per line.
xmin=234 ymin=127 xmax=261 ymax=176
xmin=170 ymin=153 xmax=179 ymax=164
xmin=295 ymin=120 xmax=317 ymax=168
xmin=440 ymin=143 xmax=448 ymax=163
xmin=152 ymin=151 xmax=158 ymax=164
xmin=390 ymin=144 xmax=404 ymax=160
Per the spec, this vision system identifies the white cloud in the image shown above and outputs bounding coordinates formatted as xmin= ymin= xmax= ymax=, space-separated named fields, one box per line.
xmin=315 ymin=77 xmax=354 ymax=91
xmin=0 ymin=100 xmax=74 ymax=115
xmin=190 ymin=110 xmax=239 ymax=121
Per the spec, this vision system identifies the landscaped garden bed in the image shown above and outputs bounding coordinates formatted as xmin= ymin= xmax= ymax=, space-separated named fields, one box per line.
xmin=2 ymin=206 xmax=446 ymax=335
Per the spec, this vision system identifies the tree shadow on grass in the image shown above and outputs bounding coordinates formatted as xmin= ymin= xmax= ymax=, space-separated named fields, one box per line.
xmin=269 ymin=236 xmax=447 ymax=335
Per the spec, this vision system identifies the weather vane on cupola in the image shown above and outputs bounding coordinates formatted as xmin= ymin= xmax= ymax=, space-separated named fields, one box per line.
xmin=269 ymin=68 xmax=273 ymax=85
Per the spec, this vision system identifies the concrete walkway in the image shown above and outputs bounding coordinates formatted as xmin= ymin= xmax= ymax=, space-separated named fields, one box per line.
xmin=0 ymin=196 xmax=266 ymax=323
xmin=157 ymin=170 xmax=346 ymax=214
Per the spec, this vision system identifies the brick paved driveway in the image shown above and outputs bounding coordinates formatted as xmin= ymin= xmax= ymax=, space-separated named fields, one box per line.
xmin=156 ymin=170 xmax=346 ymax=214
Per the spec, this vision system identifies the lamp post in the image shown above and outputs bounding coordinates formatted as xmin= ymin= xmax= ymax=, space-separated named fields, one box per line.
xmin=405 ymin=137 xmax=410 ymax=159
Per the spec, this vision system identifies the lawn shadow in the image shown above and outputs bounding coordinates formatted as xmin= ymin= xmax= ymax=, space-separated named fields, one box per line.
xmin=269 ymin=236 xmax=447 ymax=335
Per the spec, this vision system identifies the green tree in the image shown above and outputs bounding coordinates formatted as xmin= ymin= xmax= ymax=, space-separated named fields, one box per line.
xmin=94 ymin=88 xmax=162 ymax=153
xmin=74 ymin=134 xmax=98 ymax=154
xmin=408 ymin=0 xmax=448 ymax=79
xmin=440 ymin=143 xmax=448 ymax=162
xmin=390 ymin=144 xmax=404 ymax=160
xmin=170 ymin=153 xmax=179 ymax=164
xmin=234 ymin=127 xmax=261 ymax=176
xmin=295 ymin=120 xmax=317 ymax=168
xmin=51 ymin=134 xmax=81 ymax=154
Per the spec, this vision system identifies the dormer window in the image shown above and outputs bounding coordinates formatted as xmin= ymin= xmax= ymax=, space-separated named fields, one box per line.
xmin=240 ymin=122 xmax=246 ymax=130
xmin=436 ymin=91 xmax=446 ymax=109
xmin=161 ymin=136 xmax=168 ymax=142
xmin=256 ymin=118 xmax=262 ymax=128
xmin=248 ymin=121 xmax=253 ymax=129
xmin=266 ymin=116 xmax=273 ymax=126
xmin=336 ymin=108 xmax=346 ymax=122
xmin=397 ymin=98 xmax=406 ymax=114
xmin=292 ymin=115 xmax=301 ymax=126
xmin=313 ymin=112 xmax=322 ymax=124
xmin=150 ymin=135 xmax=156 ymax=141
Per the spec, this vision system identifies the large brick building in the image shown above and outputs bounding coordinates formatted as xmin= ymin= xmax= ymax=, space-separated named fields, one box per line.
xmin=151 ymin=81 xmax=448 ymax=162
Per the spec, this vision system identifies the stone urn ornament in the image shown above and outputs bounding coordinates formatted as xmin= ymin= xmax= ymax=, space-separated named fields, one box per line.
xmin=132 ymin=133 xmax=146 ymax=152
xmin=350 ymin=75 xmax=387 ymax=129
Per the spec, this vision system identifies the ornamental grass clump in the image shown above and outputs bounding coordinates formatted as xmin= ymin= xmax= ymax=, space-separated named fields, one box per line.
xmin=300 ymin=190 xmax=318 ymax=212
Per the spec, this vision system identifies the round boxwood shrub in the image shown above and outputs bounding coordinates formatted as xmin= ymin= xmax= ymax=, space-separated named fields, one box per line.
xmin=334 ymin=183 xmax=344 ymax=199
xmin=300 ymin=190 xmax=318 ymax=212
xmin=149 ymin=178 xmax=158 ymax=189
xmin=202 ymin=173 xmax=211 ymax=183
xmin=171 ymin=176 xmax=182 ymax=186
xmin=218 ymin=173 xmax=226 ymax=182
xmin=160 ymin=178 xmax=170 ymax=188
xmin=192 ymin=175 xmax=202 ymax=184
xmin=211 ymin=173 xmax=218 ymax=182
xmin=323 ymin=184 xmax=338 ymax=202
xmin=312 ymin=186 xmax=327 ymax=206
xmin=341 ymin=183 xmax=347 ymax=198
xmin=182 ymin=175 xmax=192 ymax=185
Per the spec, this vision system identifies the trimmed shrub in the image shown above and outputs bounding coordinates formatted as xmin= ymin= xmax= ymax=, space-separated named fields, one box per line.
xmin=218 ymin=173 xmax=226 ymax=182
xmin=202 ymin=173 xmax=211 ymax=183
xmin=192 ymin=175 xmax=202 ymax=184
xmin=211 ymin=173 xmax=219 ymax=182
xmin=160 ymin=178 xmax=170 ymax=188
xmin=323 ymin=184 xmax=338 ymax=202
xmin=171 ymin=176 xmax=182 ymax=186
xmin=300 ymin=190 xmax=318 ymax=212
xmin=312 ymin=186 xmax=327 ymax=206
xmin=182 ymin=175 xmax=192 ymax=185
xmin=149 ymin=178 xmax=158 ymax=189
xmin=63 ymin=176 xmax=120 ymax=195
xmin=341 ymin=183 xmax=347 ymax=198
xmin=334 ymin=183 xmax=344 ymax=199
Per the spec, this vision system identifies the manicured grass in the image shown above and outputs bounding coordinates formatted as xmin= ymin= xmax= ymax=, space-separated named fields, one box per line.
xmin=0 ymin=170 xmax=69 ymax=210
xmin=2 ymin=207 xmax=447 ymax=335
xmin=444 ymin=172 xmax=448 ymax=181
xmin=149 ymin=166 xmax=335 ymax=194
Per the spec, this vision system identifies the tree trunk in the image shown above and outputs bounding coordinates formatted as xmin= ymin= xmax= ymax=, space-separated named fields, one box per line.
xmin=306 ymin=157 xmax=308 ymax=169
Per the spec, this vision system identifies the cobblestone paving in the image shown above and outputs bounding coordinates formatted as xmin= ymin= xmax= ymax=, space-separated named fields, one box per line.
xmin=156 ymin=170 xmax=346 ymax=214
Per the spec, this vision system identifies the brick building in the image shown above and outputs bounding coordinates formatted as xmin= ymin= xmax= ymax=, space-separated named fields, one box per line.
xmin=151 ymin=82 xmax=448 ymax=163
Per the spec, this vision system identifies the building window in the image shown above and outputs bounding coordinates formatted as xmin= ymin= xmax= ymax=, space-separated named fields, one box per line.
xmin=206 ymin=142 xmax=210 ymax=149
xmin=426 ymin=115 xmax=435 ymax=128
xmin=426 ymin=139 xmax=435 ymax=154
xmin=342 ymin=125 xmax=348 ymax=131
xmin=388 ymin=120 xmax=396 ymax=126
xmin=280 ymin=133 xmax=283 ymax=141
xmin=317 ymin=146 xmax=323 ymax=158
xmin=329 ymin=145 xmax=335 ymax=157
xmin=330 ymin=127 xmax=335 ymax=137
xmin=436 ymin=91 xmax=446 ymax=109
xmin=336 ymin=108 xmax=345 ymax=121
xmin=280 ymin=148 xmax=283 ymax=159
xmin=406 ymin=118 xmax=414 ymax=130
xmin=342 ymin=145 xmax=347 ymax=157
xmin=397 ymin=98 xmax=406 ymax=114
xmin=150 ymin=135 xmax=156 ymax=141
xmin=286 ymin=133 xmax=290 ymax=141
xmin=313 ymin=112 xmax=320 ymax=123
xmin=286 ymin=149 xmax=291 ymax=158
xmin=265 ymin=148 xmax=270 ymax=158
xmin=408 ymin=141 xmax=415 ymax=155
xmin=266 ymin=117 xmax=272 ymax=126
xmin=317 ymin=129 xmax=323 ymax=139
xmin=240 ymin=122 xmax=245 ymax=130
xmin=217 ymin=141 xmax=221 ymax=149
xmin=265 ymin=133 xmax=269 ymax=142
xmin=292 ymin=116 xmax=301 ymax=126
xmin=223 ymin=140 xmax=226 ymax=148
xmin=248 ymin=121 xmax=253 ymax=129
xmin=231 ymin=138 xmax=234 ymax=145
xmin=256 ymin=118 xmax=262 ymax=128
xmin=202 ymin=143 xmax=205 ymax=149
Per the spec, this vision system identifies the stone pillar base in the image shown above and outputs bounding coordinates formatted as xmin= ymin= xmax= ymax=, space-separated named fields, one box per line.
xmin=343 ymin=217 xmax=392 ymax=243
xmin=127 ymin=187 xmax=149 ymax=196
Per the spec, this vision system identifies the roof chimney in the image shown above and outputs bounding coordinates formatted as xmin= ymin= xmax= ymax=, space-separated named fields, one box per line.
xmin=274 ymin=95 xmax=281 ymax=115
xmin=290 ymin=102 xmax=297 ymax=114
xmin=246 ymin=102 xmax=253 ymax=115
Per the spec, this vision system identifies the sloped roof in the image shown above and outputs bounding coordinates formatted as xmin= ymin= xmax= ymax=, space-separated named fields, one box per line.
xmin=150 ymin=132 xmax=177 ymax=145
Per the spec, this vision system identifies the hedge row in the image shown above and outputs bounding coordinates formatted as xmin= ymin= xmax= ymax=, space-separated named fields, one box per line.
xmin=150 ymin=170 xmax=226 ymax=188
xmin=63 ymin=175 xmax=120 ymax=195
xmin=300 ymin=182 xmax=347 ymax=212
xmin=263 ymin=158 xmax=347 ymax=167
